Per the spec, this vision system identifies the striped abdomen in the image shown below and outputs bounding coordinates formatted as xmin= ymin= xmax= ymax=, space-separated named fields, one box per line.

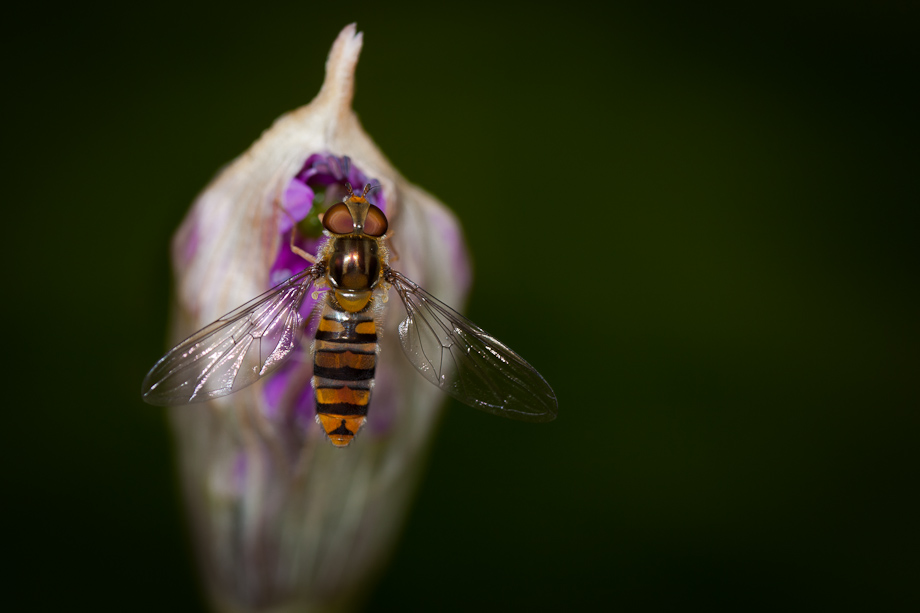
xmin=313 ymin=301 xmax=377 ymax=446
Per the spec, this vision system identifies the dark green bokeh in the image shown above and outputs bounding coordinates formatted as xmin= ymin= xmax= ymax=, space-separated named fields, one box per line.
xmin=6 ymin=2 xmax=918 ymax=610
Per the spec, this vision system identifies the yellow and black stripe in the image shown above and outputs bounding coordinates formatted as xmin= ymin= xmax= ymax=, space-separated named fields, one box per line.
xmin=313 ymin=304 xmax=377 ymax=446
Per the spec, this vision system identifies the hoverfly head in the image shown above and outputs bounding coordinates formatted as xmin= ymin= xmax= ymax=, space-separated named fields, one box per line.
xmin=322 ymin=182 xmax=388 ymax=237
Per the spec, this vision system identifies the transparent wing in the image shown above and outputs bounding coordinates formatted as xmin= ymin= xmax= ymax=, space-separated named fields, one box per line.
xmin=387 ymin=269 xmax=557 ymax=422
xmin=142 ymin=267 xmax=321 ymax=406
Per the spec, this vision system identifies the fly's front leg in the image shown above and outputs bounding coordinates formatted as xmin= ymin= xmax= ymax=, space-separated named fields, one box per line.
xmin=273 ymin=196 xmax=317 ymax=264
xmin=290 ymin=232 xmax=317 ymax=264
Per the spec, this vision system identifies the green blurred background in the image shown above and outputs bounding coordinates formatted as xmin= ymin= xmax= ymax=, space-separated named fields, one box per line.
xmin=5 ymin=1 xmax=918 ymax=610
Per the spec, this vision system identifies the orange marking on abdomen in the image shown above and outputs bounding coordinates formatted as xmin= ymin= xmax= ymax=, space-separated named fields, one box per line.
xmin=318 ymin=318 xmax=346 ymax=333
xmin=316 ymin=387 xmax=370 ymax=406
xmin=315 ymin=350 xmax=376 ymax=370
xmin=317 ymin=414 xmax=367 ymax=447
xmin=355 ymin=321 xmax=376 ymax=335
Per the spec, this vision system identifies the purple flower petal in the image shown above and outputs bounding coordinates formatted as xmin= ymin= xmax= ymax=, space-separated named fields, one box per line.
xmin=279 ymin=181 xmax=314 ymax=233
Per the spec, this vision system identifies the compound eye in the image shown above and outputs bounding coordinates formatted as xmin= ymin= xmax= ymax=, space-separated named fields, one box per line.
xmin=364 ymin=205 xmax=388 ymax=237
xmin=322 ymin=203 xmax=355 ymax=234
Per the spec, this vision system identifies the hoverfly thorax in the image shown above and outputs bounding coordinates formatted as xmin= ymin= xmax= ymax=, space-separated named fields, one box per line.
xmin=327 ymin=238 xmax=381 ymax=292
xmin=322 ymin=183 xmax=388 ymax=315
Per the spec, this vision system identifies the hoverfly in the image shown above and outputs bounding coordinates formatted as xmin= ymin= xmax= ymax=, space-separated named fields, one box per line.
xmin=142 ymin=182 xmax=557 ymax=446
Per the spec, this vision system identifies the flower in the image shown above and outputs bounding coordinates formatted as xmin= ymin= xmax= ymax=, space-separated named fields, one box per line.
xmin=164 ymin=24 xmax=470 ymax=611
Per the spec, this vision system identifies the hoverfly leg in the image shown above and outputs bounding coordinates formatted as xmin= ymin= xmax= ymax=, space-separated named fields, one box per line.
xmin=290 ymin=234 xmax=317 ymax=264
xmin=274 ymin=196 xmax=318 ymax=264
